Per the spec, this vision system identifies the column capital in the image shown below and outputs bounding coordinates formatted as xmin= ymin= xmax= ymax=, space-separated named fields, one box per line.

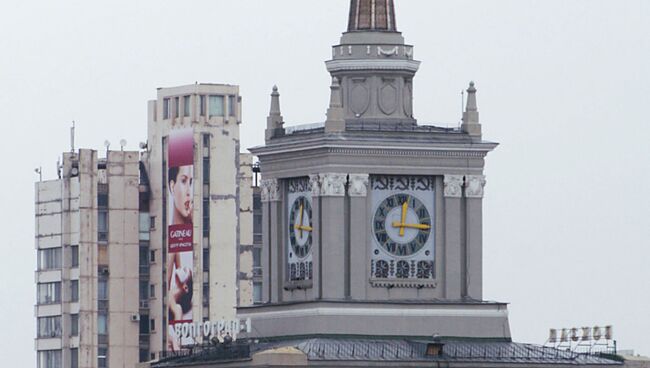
xmin=260 ymin=178 xmax=281 ymax=202
xmin=319 ymin=173 xmax=347 ymax=197
xmin=444 ymin=175 xmax=464 ymax=198
xmin=465 ymin=175 xmax=487 ymax=199
xmin=309 ymin=174 xmax=321 ymax=198
xmin=348 ymin=174 xmax=369 ymax=197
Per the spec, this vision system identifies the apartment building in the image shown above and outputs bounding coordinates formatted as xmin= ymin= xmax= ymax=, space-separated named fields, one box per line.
xmin=35 ymin=84 xmax=261 ymax=368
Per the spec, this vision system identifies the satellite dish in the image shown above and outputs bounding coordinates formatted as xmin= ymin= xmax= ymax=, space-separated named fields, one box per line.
xmin=139 ymin=142 xmax=148 ymax=150
xmin=104 ymin=140 xmax=111 ymax=150
xmin=120 ymin=139 xmax=127 ymax=147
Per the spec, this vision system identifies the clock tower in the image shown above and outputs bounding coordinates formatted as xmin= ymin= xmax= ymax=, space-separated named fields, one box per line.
xmin=245 ymin=0 xmax=509 ymax=340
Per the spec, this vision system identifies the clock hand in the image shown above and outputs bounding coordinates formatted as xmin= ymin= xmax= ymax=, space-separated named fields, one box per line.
xmin=295 ymin=225 xmax=313 ymax=232
xmin=391 ymin=222 xmax=431 ymax=230
xmin=399 ymin=198 xmax=408 ymax=237
xmin=298 ymin=203 xmax=304 ymax=237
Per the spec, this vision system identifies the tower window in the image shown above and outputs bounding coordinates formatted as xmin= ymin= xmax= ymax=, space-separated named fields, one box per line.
xmin=209 ymin=95 xmax=224 ymax=117
xmin=183 ymin=95 xmax=191 ymax=117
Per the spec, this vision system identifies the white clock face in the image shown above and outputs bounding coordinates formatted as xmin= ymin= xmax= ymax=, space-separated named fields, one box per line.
xmin=370 ymin=176 xmax=435 ymax=281
xmin=286 ymin=178 xmax=313 ymax=282
xmin=289 ymin=196 xmax=312 ymax=259
xmin=373 ymin=194 xmax=431 ymax=257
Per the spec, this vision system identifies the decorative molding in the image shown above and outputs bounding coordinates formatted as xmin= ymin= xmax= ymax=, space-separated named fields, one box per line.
xmin=260 ymin=178 xmax=281 ymax=202
xmin=309 ymin=174 xmax=321 ymax=198
xmin=465 ymin=175 xmax=486 ymax=199
xmin=370 ymin=279 xmax=437 ymax=289
xmin=444 ymin=175 xmax=464 ymax=198
xmin=371 ymin=175 xmax=434 ymax=191
xmin=287 ymin=177 xmax=310 ymax=194
xmin=378 ymin=46 xmax=399 ymax=57
xmin=404 ymin=46 xmax=413 ymax=58
xmin=319 ymin=173 xmax=347 ymax=197
xmin=328 ymin=147 xmax=488 ymax=159
xmin=326 ymin=59 xmax=421 ymax=73
xmin=348 ymin=174 xmax=369 ymax=197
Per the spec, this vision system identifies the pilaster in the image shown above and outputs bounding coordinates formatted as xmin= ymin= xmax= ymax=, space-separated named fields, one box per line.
xmin=464 ymin=175 xmax=486 ymax=300
xmin=318 ymin=173 xmax=348 ymax=299
xmin=309 ymin=174 xmax=322 ymax=299
xmin=443 ymin=175 xmax=463 ymax=300
xmin=260 ymin=179 xmax=282 ymax=303
xmin=348 ymin=174 xmax=369 ymax=300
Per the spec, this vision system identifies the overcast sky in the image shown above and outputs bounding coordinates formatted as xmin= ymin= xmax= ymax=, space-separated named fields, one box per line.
xmin=1 ymin=0 xmax=648 ymax=362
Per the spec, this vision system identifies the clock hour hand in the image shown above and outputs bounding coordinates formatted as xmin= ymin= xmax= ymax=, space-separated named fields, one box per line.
xmin=399 ymin=199 xmax=408 ymax=236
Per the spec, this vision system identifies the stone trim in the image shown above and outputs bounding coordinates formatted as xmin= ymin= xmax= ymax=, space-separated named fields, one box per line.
xmin=328 ymin=147 xmax=488 ymax=159
xmin=444 ymin=175 xmax=464 ymax=198
xmin=326 ymin=59 xmax=421 ymax=73
xmin=465 ymin=175 xmax=486 ymax=199
xmin=348 ymin=174 xmax=369 ymax=197
xmin=260 ymin=178 xmax=281 ymax=202
xmin=319 ymin=173 xmax=347 ymax=197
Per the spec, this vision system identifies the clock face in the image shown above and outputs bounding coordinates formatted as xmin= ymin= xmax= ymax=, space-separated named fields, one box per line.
xmin=373 ymin=193 xmax=431 ymax=257
xmin=288 ymin=196 xmax=312 ymax=259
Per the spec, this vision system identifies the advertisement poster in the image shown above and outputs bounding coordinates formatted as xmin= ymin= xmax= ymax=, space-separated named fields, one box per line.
xmin=166 ymin=128 xmax=194 ymax=351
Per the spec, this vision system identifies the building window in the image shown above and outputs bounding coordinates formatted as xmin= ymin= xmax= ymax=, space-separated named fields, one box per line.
xmin=70 ymin=246 xmax=79 ymax=268
xmin=208 ymin=95 xmax=224 ymax=117
xmin=98 ymin=313 xmax=108 ymax=335
xmin=150 ymin=250 xmax=156 ymax=263
xmin=38 ymin=248 xmax=62 ymax=270
xmin=38 ymin=350 xmax=62 ymax=368
xmin=174 ymin=97 xmax=180 ymax=118
xmin=228 ymin=95 xmax=237 ymax=117
xmin=203 ymin=283 xmax=210 ymax=307
xmin=183 ymin=95 xmax=191 ymax=117
xmin=38 ymin=316 xmax=62 ymax=338
xmin=37 ymin=282 xmax=61 ymax=305
xmin=150 ymin=284 xmax=155 ymax=298
xmin=199 ymin=95 xmax=206 ymax=116
xmin=98 ymin=347 xmax=108 ymax=368
xmin=139 ymin=213 xmax=150 ymax=241
xmin=70 ymin=314 xmax=79 ymax=336
xmin=203 ymin=248 xmax=210 ymax=272
xmin=253 ymin=282 xmax=263 ymax=304
xmin=139 ymin=348 xmax=149 ymax=363
xmin=150 ymin=318 xmax=156 ymax=332
xmin=98 ymin=210 xmax=108 ymax=242
xmin=70 ymin=348 xmax=78 ymax=368
xmin=97 ymin=193 xmax=108 ymax=208
xmin=139 ymin=281 xmax=148 ymax=300
xmin=202 ymin=198 xmax=210 ymax=237
xmin=98 ymin=279 xmax=108 ymax=301
xmin=163 ymin=98 xmax=170 ymax=120
xmin=139 ymin=314 xmax=150 ymax=334
xmin=70 ymin=280 xmax=79 ymax=302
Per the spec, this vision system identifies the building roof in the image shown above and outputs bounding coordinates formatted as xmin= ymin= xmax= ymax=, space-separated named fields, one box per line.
xmin=348 ymin=0 xmax=397 ymax=32
xmin=152 ymin=337 xmax=623 ymax=367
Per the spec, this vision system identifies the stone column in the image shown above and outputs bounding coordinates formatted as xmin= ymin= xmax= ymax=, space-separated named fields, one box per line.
xmin=319 ymin=173 xmax=348 ymax=299
xmin=260 ymin=178 xmax=281 ymax=303
xmin=309 ymin=174 xmax=322 ymax=299
xmin=444 ymin=175 xmax=463 ymax=300
xmin=348 ymin=174 xmax=369 ymax=300
xmin=464 ymin=175 xmax=486 ymax=300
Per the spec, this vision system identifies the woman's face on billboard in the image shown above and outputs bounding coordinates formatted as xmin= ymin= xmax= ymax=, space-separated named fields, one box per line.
xmin=171 ymin=165 xmax=194 ymax=221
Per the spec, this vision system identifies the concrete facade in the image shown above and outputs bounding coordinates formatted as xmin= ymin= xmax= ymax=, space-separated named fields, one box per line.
xmin=35 ymin=84 xmax=259 ymax=368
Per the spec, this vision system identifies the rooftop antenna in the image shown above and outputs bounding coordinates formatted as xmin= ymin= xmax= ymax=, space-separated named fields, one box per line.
xmin=34 ymin=167 xmax=42 ymax=182
xmin=119 ymin=139 xmax=127 ymax=151
xmin=460 ymin=89 xmax=465 ymax=128
xmin=104 ymin=140 xmax=111 ymax=156
xmin=70 ymin=121 xmax=75 ymax=153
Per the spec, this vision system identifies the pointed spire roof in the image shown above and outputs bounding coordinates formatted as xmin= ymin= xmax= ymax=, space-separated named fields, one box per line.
xmin=348 ymin=0 xmax=397 ymax=32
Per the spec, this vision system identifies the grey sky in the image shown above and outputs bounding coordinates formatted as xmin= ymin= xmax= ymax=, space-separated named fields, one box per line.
xmin=1 ymin=0 xmax=648 ymax=362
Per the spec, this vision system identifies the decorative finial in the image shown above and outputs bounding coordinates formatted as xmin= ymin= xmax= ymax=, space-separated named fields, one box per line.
xmin=325 ymin=77 xmax=345 ymax=133
xmin=461 ymin=81 xmax=481 ymax=137
xmin=266 ymin=85 xmax=284 ymax=141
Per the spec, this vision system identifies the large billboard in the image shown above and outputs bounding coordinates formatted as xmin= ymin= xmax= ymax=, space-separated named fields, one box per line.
xmin=166 ymin=128 xmax=194 ymax=351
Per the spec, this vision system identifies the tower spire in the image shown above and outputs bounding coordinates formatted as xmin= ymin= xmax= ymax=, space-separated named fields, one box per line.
xmin=348 ymin=0 xmax=397 ymax=32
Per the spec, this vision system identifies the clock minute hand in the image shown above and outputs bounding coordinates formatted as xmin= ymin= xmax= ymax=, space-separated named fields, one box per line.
xmin=298 ymin=203 xmax=304 ymax=237
xmin=391 ymin=222 xmax=431 ymax=231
